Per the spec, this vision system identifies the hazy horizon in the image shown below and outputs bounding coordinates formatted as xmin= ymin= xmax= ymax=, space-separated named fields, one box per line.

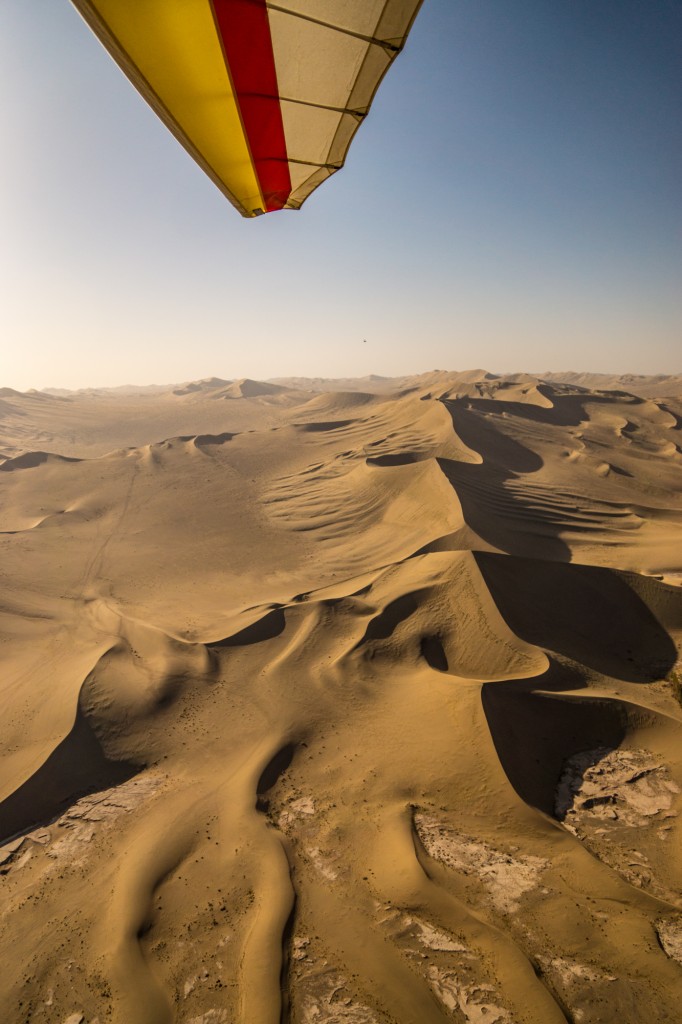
xmin=1 ymin=364 xmax=680 ymax=395
xmin=2 ymin=365 xmax=681 ymax=397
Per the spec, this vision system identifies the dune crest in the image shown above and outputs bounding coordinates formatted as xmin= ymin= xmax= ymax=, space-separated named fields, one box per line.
xmin=1 ymin=372 xmax=681 ymax=1023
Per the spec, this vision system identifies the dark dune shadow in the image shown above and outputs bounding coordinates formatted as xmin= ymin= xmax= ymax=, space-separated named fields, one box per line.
xmin=194 ymin=431 xmax=235 ymax=447
xmin=295 ymin=420 xmax=354 ymax=432
xmin=482 ymin=680 xmax=629 ymax=816
xmin=438 ymin=401 xmax=571 ymax=561
xmin=421 ymin=635 xmax=449 ymax=671
xmin=358 ymin=593 xmax=419 ymax=644
xmin=366 ymin=452 xmax=426 ymax=466
xmin=0 ymin=451 xmax=81 ymax=472
xmin=209 ymin=607 xmax=286 ymax=648
xmin=443 ymin=401 xmax=544 ymax=473
xmin=659 ymin=403 xmax=682 ymax=431
xmin=454 ymin=386 xmax=642 ymax=429
xmin=0 ymin=706 xmax=137 ymax=845
xmin=257 ymin=743 xmax=295 ymax=796
xmin=476 ymin=552 xmax=678 ymax=682
xmin=256 ymin=743 xmax=296 ymax=812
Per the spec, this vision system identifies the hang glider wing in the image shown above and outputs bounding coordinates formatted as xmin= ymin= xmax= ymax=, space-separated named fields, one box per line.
xmin=71 ymin=0 xmax=424 ymax=216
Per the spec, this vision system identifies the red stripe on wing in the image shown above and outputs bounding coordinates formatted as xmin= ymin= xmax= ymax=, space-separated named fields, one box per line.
xmin=212 ymin=0 xmax=292 ymax=212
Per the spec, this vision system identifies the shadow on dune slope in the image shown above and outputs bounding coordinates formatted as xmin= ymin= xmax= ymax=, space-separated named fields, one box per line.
xmin=442 ymin=400 xmax=544 ymax=474
xmin=0 ymin=704 xmax=137 ymax=844
xmin=481 ymin=681 xmax=632 ymax=816
xmin=208 ymin=606 xmax=287 ymax=648
xmin=447 ymin=384 xmax=643 ymax=428
xmin=476 ymin=552 xmax=678 ymax=683
xmin=438 ymin=401 xmax=571 ymax=561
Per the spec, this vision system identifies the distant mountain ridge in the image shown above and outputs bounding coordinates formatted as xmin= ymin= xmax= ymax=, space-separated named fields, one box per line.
xmin=17 ymin=369 xmax=682 ymax=403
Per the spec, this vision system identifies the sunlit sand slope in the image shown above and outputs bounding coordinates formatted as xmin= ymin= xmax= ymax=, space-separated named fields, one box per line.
xmin=1 ymin=372 xmax=681 ymax=1024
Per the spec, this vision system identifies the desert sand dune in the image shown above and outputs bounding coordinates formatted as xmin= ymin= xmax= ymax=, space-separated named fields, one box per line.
xmin=1 ymin=371 xmax=681 ymax=1023
xmin=540 ymin=371 xmax=682 ymax=400
xmin=0 ymin=383 xmax=306 ymax=461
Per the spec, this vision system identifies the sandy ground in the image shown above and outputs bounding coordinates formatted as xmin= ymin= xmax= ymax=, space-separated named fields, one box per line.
xmin=1 ymin=370 xmax=681 ymax=1024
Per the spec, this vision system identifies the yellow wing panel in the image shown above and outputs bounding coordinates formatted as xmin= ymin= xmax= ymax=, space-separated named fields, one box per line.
xmin=72 ymin=0 xmax=265 ymax=215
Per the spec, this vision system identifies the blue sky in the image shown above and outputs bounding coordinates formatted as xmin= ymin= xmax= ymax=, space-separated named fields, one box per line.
xmin=1 ymin=0 xmax=680 ymax=389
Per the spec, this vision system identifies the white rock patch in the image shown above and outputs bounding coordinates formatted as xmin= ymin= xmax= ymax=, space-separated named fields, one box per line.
xmin=414 ymin=813 xmax=547 ymax=913
xmin=556 ymin=747 xmax=679 ymax=831
xmin=656 ymin=917 xmax=682 ymax=966
xmin=427 ymin=966 xmax=512 ymax=1023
